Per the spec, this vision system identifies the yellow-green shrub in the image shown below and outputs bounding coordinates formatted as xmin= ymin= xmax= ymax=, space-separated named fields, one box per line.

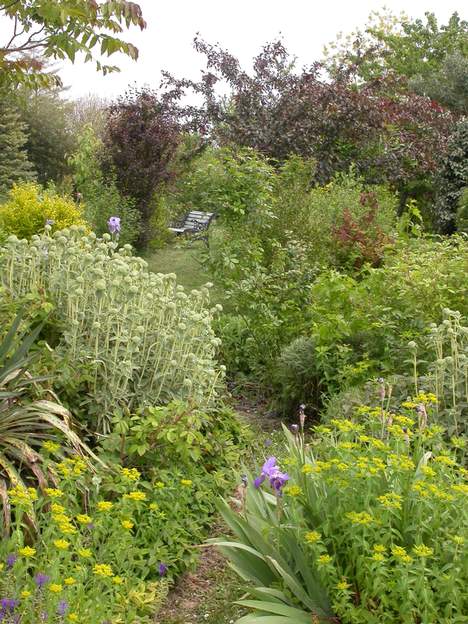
xmin=0 ymin=182 xmax=86 ymax=239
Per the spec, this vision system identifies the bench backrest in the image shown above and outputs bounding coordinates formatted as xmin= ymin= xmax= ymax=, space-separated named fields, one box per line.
xmin=183 ymin=211 xmax=214 ymax=229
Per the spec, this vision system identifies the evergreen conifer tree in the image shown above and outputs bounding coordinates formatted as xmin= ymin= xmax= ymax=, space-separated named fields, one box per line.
xmin=0 ymin=94 xmax=35 ymax=197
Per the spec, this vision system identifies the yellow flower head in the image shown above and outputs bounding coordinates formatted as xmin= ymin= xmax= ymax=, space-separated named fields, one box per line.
xmin=451 ymin=535 xmax=465 ymax=546
xmin=149 ymin=503 xmax=159 ymax=511
xmin=49 ymin=584 xmax=62 ymax=593
xmin=42 ymin=441 xmax=60 ymax=453
xmin=121 ymin=520 xmax=134 ymax=530
xmin=180 ymin=480 xmax=192 ymax=487
xmin=301 ymin=464 xmax=313 ymax=474
xmin=93 ymin=563 xmax=114 ymax=577
xmin=124 ymin=491 xmax=147 ymax=501
xmin=54 ymin=539 xmax=70 ymax=550
xmin=305 ymin=531 xmax=321 ymax=544
xmin=8 ymin=485 xmax=37 ymax=506
xmin=64 ymin=577 xmax=76 ymax=586
xmin=336 ymin=579 xmax=351 ymax=591
xmin=155 ymin=481 xmax=165 ymax=489
xmin=68 ymin=614 xmax=79 ymax=622
xmin=373 ymin=544 xmax=386 ymax=553
xmin=51 ymin=503 xmax=66 ymax=515
xmin=372 ymin=552 xmax=385 ymax=562
xmin=44 ymin=488 xmax=63 ymax=499
xmin=412 ymin=544 xmax=434 ymax=558
xmin=121 ymin=467 xmax=141 ymax=481
xmin=97 ymin=501 xmax=114 ymax=512
xmin=391 ymin=545 xmax=413 ymax=564
xmin=76 ymin=514 xmax=92 ymax=525
xmin=377 ymin=492 xmax=403 ymax=510
xmin=21 ymin=590 xmax=31 ymax=598
xmin=346 ymin=511 xmax=374 ymax=526
xmin=434 ymin=455 xmax=456 ymax=467
xmin=317 ymin=554 xmax=332 ymax=566
xmin=19 ymin=546 xmax=36 ymax=558
xmin=283 ymin=485 xmax=302 ymax=497
xmin=78 ymin=548 xmax=92 ymax=558
xmin=112 ymin=576 xmax=124 ymax=585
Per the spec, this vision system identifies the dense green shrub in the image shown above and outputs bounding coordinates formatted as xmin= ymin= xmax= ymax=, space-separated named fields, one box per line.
xmin=215 ymin=395 xmax=468 ymax=623
xmin=0 ymin=183 xmax=86 ymax=239
xmin=71 ymin=126 xmax=140 ymax=246
xmin=0 ymin=228 xmax=224 ymax=433
xmin=456 ymin=187 xmax=468 ymax=233
xmin=433 ymin=119 xmax=468 ymax=233
xmin=270 ymin=237 xmax=468 ymax=415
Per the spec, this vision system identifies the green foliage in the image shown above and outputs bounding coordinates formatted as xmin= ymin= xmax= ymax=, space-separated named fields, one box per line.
xmin=0 ymin=312 xmax=92 ymax=520
xmin=0 ymin=182 xmax=85 ymax=239
xmin=70 ymin=125 xmax=140 ymax=245
xmin=167 ymin=147 xmax=276 ymax=223
xmin=433 ymin=119 xmax=468 ymax=233
xmin=0 ymin=96 xmax=35 ymax=197
xmin=0 ymin=0 xmax=146 ymax=89
xmin=324 ymin=9 xmax=468 ymax=90
xmin=456 ymin=187 xmax=468 ymax=233
xmin=16 ymin=88 xmax=76 ymax=185
xmin=216 ymin=399 xmax=468 ymax=623
xmin=0 ymin=228 xmax=224 ymax=433
xmin=410 ymin=51 xmax=468 ymax=115
xmin=261 ymin=236 xmax=468 ymax=415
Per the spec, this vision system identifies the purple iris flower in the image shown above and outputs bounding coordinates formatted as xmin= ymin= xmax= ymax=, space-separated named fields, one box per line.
xmin=6 ymin=554 xmax=17 ymax=569
xmin=107 ymin=216 xmax=121 ymax=235
xmin=158 ymin=563 xmax=168 ymax=576
xmin=57 ymin=601 xmax=69 ymax=616
xmin=34 ymin=573 xmax=50 ymax=588
xmin=253 ymin=456 xmax=289 ymax=494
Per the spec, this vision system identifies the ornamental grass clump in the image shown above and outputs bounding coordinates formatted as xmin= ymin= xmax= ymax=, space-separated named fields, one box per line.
xmin=0 ymin=227 xmax=223 ymax=432
xmin=214 ymin=394 xmax=467 ymax=623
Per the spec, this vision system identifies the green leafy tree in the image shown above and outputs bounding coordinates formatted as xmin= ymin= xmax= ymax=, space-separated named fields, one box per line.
xmin=324 ymin=10 xmax=467 ymax=84
xmin=0 ymin=0 xmax=146 ymax=88
xmin=0 ymin=93 xmax=35 ymax=196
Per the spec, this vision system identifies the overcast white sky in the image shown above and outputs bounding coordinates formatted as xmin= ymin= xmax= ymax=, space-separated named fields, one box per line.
xmin=0 ymin=0 xmax=465 ymax=100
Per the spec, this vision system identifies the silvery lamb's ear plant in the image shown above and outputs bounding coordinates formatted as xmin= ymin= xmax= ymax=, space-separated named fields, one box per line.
xmin=427 ymin=309 xmax=467 ymax=435
xmin=0 ymin=227 xmax=224 ymax=432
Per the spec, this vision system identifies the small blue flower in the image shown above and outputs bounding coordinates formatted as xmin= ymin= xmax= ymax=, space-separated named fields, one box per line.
xmin=158 ymin=563 xmax=168 ymax=576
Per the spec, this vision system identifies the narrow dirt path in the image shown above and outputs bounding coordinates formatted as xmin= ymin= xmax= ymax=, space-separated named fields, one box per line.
xmin=155 ymin=398 xmax=279 ymax=624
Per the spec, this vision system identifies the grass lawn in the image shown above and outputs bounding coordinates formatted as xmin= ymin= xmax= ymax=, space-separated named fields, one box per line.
xmin=145 ymin=241 xmax=225 ymax=303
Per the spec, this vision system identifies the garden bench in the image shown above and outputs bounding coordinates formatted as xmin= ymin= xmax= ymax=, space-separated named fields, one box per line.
xmin=169 ymin=210 xmax=215 ymax=235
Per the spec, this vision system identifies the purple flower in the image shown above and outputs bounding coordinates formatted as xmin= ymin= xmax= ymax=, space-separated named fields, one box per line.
xmin=158 ymin=563 xmax=168 ymax=576
xmin=6 ymin=554 xmax=17 ymax=569
xmin=57 ymin=601 xmax=69 ymax=616
xmin=107 ymin=216 xmax=121 ymax=235
xmin=0 ymin=598 xmax=17 ymax=611
xmin=253 ymin=476 xmax=265 ymax=488
xmin=34 ymin=573 xmax=50 ymax=588
xmin=254 ymin=456 xmax=289 ymax=494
